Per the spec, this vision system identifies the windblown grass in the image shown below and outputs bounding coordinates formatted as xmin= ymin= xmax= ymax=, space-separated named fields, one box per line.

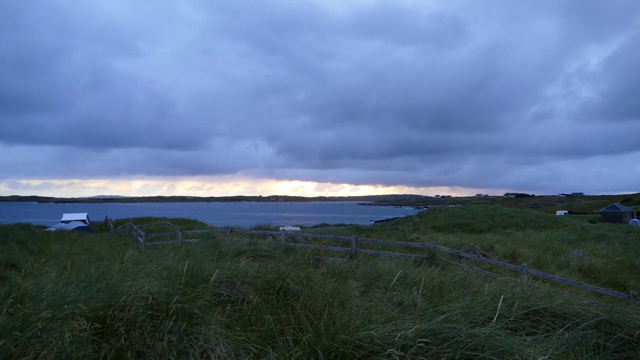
xmin=2 ymin=205 xmax=640 ymax=359
xmin=312 ymin=205 xmax=640 ymax=293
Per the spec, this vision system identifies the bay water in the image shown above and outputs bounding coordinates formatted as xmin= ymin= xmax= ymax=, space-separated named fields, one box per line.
xmin=0 ymin=201 xmax=420 ymax=228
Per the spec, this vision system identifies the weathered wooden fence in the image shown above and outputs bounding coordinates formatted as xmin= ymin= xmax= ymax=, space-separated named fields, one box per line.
xmin=104 ymin=217 xmax=115 ymax=232
xmin=117 ymin=223 xmax=639 ymax=306
xmin=116 ymin=221 xmax=201 ymax=250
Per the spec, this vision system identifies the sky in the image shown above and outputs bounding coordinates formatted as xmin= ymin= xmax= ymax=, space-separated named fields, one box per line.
xmin=1 ymin=0 xmax=639 ymax=198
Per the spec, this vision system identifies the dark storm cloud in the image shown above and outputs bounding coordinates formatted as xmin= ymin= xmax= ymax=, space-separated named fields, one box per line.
xmin=1 ymin=0 xmax=639 ymax=194
xmin=582 ymin=33 xmax=640 ymax=121
xmin=0 ymin=1 xmax=206 ymax=150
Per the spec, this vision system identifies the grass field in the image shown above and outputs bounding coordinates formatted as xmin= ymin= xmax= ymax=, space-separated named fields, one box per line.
xmin=1 ymin=198 xmax=640 ymax=359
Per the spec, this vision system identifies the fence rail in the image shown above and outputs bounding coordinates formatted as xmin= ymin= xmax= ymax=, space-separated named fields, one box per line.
xmin=116 ymin=223 xmax=638 ymax=306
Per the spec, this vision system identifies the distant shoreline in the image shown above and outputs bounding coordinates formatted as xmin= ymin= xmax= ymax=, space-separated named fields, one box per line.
xmin=0 ymin=194 xmax=426 ymax=205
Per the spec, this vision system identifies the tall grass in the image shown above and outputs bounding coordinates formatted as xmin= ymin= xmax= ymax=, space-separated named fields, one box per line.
xmin=2 ymin=207 xmax=640 ymax=359
xmin=312 ymin=205 xmax=640 ymax=293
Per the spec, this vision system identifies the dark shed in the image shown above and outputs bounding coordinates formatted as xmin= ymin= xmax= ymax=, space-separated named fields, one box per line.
xmin=600 ymin=203 xmax=636 ymax=224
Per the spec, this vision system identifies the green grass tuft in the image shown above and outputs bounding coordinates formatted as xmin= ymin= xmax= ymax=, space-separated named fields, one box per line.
xmin=2 ymin=206 xmax=640 ymax=358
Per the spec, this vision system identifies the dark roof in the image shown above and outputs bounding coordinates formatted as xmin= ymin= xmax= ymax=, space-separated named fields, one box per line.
xmin=601 ymin=203 xmax=635 ymax=212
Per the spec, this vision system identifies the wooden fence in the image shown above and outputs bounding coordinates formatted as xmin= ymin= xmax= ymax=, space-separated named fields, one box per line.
xmin=105 ymin=217 xmax=114 ymax=232
xmin=117 ymin=223 xmax=639 ymax=306
xmin=116 ymin=221 xmax=201 ymax=250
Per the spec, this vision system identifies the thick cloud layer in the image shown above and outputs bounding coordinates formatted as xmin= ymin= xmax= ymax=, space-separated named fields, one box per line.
xmin=1 ymin=0 xmax=639 ymax=195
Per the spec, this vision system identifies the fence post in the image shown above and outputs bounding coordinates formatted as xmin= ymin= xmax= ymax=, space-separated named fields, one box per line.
xmin=141 ymin=230 xmax=146 ymax=253
xmin=104 ymin=215 xmax=114 ymax=232
xmin=630 ymin=291 xmax=638 ymax=306
xmin=178 ymin=229 xmax=183 ymax=245
xmin=226 ymin=228 xmax=233 ymax=239
xmin=350 ymin=235 xmax=357 ymax=258
xmin=280 ymin=231 xmax=286 ymax=244
xmin=521 ymin=263 xmax=528 ymax=286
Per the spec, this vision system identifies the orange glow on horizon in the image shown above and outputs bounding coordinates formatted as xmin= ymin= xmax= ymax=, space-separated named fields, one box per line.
xmin=0 ymin=177 xmax=492 ymax=198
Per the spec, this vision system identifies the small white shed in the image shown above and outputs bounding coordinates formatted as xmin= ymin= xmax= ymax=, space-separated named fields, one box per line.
xmin=279 ymin=226 xmax=301 ymax=231
xmin=556 ymin=210 xmax=569 ymax=216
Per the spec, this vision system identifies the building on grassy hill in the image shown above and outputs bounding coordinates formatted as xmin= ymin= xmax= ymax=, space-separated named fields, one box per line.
xmin=600 ymin=203 xmax=636 ymax=224
xmin=45 ymin=213 xmax=94 ymax=233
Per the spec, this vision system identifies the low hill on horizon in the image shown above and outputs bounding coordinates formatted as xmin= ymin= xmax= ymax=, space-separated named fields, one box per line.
xmin=0 ymin=193 xmax=427 ymax=204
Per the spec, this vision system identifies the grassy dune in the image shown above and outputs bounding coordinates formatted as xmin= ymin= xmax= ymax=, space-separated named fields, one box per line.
xmin=314 ymin=206 xmax=640 ymax=294
xmin=1 ymin=204 xmax=640 ymax=359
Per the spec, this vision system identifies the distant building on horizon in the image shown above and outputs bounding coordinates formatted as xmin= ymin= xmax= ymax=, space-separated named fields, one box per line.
xmin=503 ymin=192 xmax=534 ymax=198
xmin=559 ymin=192 xmax=586 ymax=197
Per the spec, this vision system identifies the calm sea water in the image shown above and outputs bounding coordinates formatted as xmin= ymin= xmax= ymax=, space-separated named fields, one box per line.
xmin=0 ymin=202 xmax=420 ymax=227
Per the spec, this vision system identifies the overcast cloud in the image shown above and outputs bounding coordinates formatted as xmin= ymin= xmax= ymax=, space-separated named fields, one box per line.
xmin=1 ymin=0 xmax=639 ymax=196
